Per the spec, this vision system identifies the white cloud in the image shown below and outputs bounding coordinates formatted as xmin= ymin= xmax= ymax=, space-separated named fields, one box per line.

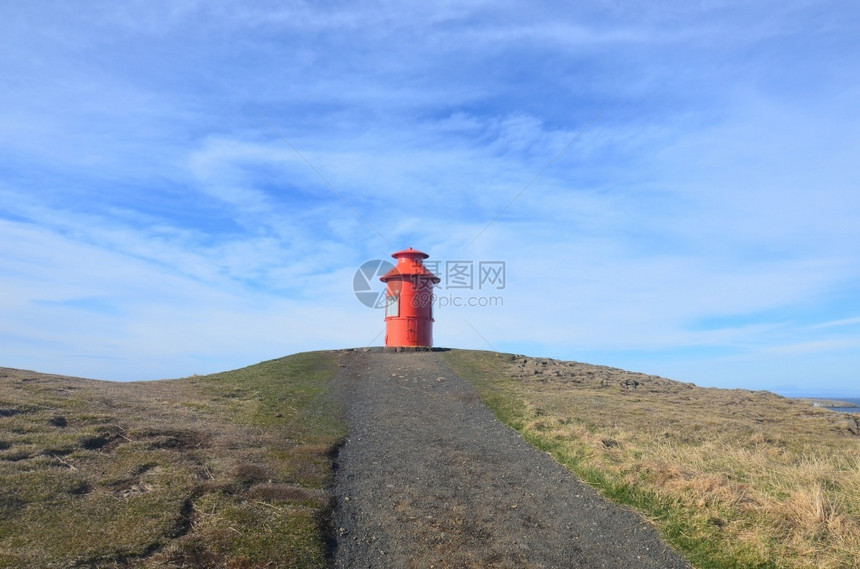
xmin=813 ymin=316 xmax=860 ymax=329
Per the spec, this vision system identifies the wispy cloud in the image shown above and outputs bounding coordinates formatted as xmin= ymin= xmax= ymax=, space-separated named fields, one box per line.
xmin=813 ymin=317 xmax=860 ymax=329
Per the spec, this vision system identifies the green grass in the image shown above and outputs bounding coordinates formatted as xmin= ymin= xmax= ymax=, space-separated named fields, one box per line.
xmin=0 ymin=351 xmax=345 ymax=568
xmin=442 ymin=349 xmax=860 ymax=569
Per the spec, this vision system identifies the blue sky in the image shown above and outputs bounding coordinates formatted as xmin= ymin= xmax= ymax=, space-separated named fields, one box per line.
xmin=2 ymin=1 xmax=859 ymax=396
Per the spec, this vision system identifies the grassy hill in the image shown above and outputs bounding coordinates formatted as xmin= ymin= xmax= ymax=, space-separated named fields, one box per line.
xmin=441 ymin=350 xmax=860 ymax=569
xmin=2 ymin=349 xmax=858 ymax=568
xmin=0 ymin=352 xmax=345 ymax=568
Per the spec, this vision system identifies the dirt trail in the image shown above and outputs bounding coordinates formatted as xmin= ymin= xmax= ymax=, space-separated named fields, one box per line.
xmin=330 ymin=350 xmax=691 ymax=568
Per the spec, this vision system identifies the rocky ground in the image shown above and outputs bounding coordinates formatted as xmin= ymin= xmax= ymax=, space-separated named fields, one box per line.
xmin=330 ymin=350 xmax=691 ymax=568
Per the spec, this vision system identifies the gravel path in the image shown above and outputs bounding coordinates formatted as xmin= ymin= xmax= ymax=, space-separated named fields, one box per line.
xmin=330 ymin=350 xmax=691 ymax=568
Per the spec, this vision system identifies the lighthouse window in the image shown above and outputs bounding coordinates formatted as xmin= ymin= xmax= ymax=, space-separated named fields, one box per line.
xmin=385 ymin=295 xmax=399 ymax=317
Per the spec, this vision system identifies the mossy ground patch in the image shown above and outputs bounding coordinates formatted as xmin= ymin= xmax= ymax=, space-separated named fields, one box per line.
xmin=0 ymin=351 xmax=344 ymax=569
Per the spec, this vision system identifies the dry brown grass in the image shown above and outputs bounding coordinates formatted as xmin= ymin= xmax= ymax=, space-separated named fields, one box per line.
xmin=443 ymin=350 xmax=860 ymax=569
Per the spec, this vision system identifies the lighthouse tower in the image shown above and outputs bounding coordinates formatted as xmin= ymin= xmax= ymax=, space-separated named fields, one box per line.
xmin=380 ymin=248 xmax=440 ymax=347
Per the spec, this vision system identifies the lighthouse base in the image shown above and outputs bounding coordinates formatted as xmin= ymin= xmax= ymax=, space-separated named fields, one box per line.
xmin=384 ymin=316 xmax=434 ymax=348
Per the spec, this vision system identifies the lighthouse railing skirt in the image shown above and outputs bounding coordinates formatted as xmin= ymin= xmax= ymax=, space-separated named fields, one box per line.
xmin=379 ymin=248 xmax=441 ymax=347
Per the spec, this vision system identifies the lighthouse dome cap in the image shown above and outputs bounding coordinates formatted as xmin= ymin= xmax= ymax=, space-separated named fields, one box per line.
xmin=380 ymin=247 xmax=440 ymax=283
xmin=390 ymin=247 xmax=430 ymax=259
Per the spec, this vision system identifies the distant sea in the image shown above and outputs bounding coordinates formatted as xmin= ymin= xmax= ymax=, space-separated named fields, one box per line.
xmin=822 ymin=397 xmax=860 ymax=413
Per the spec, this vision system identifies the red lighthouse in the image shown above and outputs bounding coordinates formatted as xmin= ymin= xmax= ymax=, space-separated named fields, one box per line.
xmin=380 ymin=248 xmax=440 ymax=347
